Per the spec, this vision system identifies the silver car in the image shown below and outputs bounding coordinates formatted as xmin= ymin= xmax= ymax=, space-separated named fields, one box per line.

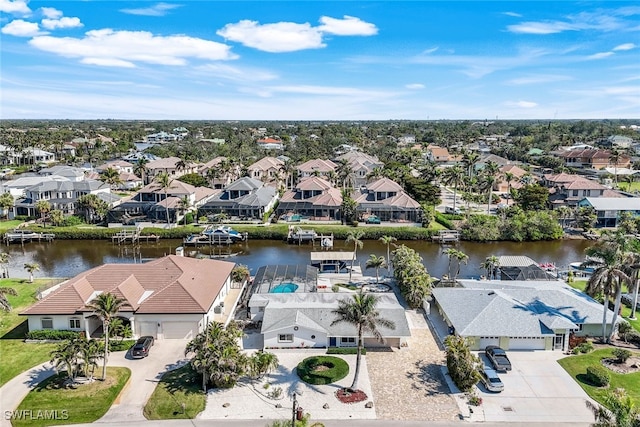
xmin=479 ymin=366 xmax=504 ymax=392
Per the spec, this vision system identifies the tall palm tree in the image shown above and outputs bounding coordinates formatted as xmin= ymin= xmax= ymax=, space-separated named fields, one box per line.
xmin=178 ymin=196 xmax=191 ymax=226
xmin=87 ymin=292 xmax=127 ymax=380
xmin=0 ymin=286 xmax=17 ymax=311
xmin=453 ymin=250 xmax=469 ymax=281
xmin=480 ymin=255 xmax=500 ymax=280
xmin=100 ymin=167 xmax=122 ymax=190
xmin=503 ymin=171 xmax=515 ymax=205
xmin=345 ymin=230 xmax=364 ymax=283
xmin=133 ymin=157 xmax=149 ymax=184
xmin=482 ymin=161 xmax=500 ymax=214
xmin=23 ymin=262 xmax=39 ymax=283
xmin=462 ymin=151 xmax=480 ymax=177
xmin=442 ymin=164 xmax=465 ymax=211
xmin=35 ymin=200 xmax=51 ymax=226
xmin=584 ymin=236 xmax=631 ymax=343
xmin=379 ymin=235 xmax=397 ymax=275
xmin=248 ymin=350 xmax=279 ymax=380
xmin=76 ymin=337 xmax=102 ymax=379
xmin=331 ymin=291 xmax=395 ymax=390
xmin=365 ymin=254 xmax=387 ymax=284
xmin=0 ymin=192 xmax=14 ymax=220
xmin=155 ymin=171 xmax=173 ymax=225
xmin=50 ymin=340 xmax=80 ymax=382
xmin=609 ymin=148 xmax=622 ymax=188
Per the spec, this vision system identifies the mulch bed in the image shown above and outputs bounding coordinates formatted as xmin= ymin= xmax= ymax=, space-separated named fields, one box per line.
xmin=335 ymin=388 xmax=368 ymax=404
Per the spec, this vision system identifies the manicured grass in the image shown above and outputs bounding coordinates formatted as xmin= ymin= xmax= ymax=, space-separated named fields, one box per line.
xmin=297 ymin=356 xmax=349 ymax=385
xmin=0 ymin=279 xmax=58 ymax=387
xmin=568 ymin=279 xmax=640 ymax=333
xmin=617 ymin=181 xmax=640 ymax=192
xmin=11 ymin=367 xmax=131 ymax=427
xmin=558 ymin=348 xmax=640 ymax=408
xmin=143 ymin=365 xmax=205 ymax=420
xmin=0 ymin=220 xmax=26 ymax=233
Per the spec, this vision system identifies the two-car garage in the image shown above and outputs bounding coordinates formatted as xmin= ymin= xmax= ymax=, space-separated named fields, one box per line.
xmin=136 ymin=319 xmax=200 ymax=340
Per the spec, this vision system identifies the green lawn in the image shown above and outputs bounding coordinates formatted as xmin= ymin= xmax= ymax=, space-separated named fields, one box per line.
xmin=617 ymin=181 xmax=640 ymax=192
xmin=143 ymin=365 xmax=205 ymax=420
xmin=11 ymin=367 xmax=131 ymax=427
xmin=558 ymin=348 xmax=640 ymax=408
xmin=0 ymin=279 xmax=58 ymax=387
xmin=568 ymin=280 xmax=640 ymax=333
xmin=0 ymin=220 xmax=26 ymax=233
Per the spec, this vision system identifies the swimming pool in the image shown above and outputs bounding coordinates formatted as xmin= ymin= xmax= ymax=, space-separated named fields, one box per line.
xmin=270 ymin=282 xmax=299 ymax=293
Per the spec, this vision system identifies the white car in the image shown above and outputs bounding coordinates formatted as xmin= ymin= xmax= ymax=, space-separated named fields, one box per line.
xmin=445 ymin=206 xmax=461 ymax=215
xmin=479 ymin=366 xmax=504 ymax=392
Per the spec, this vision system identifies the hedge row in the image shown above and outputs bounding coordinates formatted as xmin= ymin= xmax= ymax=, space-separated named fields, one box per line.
xmin=296 ymin=356 xmax=349 ymax=385
xmin=434 ymin=212 xmax=454 ymax=229
xmin=326 ymin=347 xmax=366 ymax=355
xmin=110 ymin=339 xmax=136 ymax=352
xmin=25 ymin=330 xmax=81 ymax=340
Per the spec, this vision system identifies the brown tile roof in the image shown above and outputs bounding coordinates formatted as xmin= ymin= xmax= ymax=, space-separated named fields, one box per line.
xmin=366 ymin=177 xmax=404 ymax=192
xmin=146 ymin=156 xmax=182 ymax=169
xmin=296 ymin=176 xmax=333 ymax=191
xmin=247 ymin=157 xmax=284 ymax=171
xmin=21 ymin=255 xmax=235 ymax=316
xmin=140 ymin=180 xmax=196 ymax=195
xmin=296 ymin=159 xmax=337 ymax=173
xmin=563 ymin=179 xmax=607 ymax=190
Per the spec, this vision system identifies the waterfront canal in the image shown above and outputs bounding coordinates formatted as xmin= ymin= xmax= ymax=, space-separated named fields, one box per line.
xmin=3 ymin=238 xmax=593 ymax=281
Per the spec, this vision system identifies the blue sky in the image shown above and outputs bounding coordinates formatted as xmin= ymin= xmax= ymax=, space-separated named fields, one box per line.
xmin=1 ymin=1 xmax=639 ymax=120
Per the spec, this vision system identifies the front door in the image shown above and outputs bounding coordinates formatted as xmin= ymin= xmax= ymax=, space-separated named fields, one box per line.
xmin=554 ymin=333 xmax=564 ymax=350
xmin=329 ymin=337 xmax=336 ymax=347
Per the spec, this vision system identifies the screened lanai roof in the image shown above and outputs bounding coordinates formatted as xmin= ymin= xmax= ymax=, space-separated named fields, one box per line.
xmin=252 ymin=264 xmax=318 ymax=294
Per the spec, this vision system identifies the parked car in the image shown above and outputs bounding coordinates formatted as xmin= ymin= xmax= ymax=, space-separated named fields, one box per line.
xmin=445 ymin=206 xmax=461 ymax=215
xmin=366 ymin=215 xmax=381 ymax=224
xmin=485 ymin=345 xmax=512 ymax=372
xmin=479 ymin=366 xmax=504 ymax=392
xmin=131 ymin=336 xmax=154 ymax=359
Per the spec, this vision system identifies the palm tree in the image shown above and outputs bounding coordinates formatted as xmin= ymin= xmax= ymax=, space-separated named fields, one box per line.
xmin=453 ymin=250 xmax=469 ymax=281
xmin=585 ymin=387 xmax=640 ymax=427
xmin=482 ymin=161 xmax=500 ymax=214
xmin=23 ymin=262 xmax=39 ymax=283
xmin=248 ymin=350 xmax=279 ymax=380
xmin=50 ymin=340 xmax=80 ymax=382
xmin=345 ymin=230 xmax=364 ymax=283
xmin=442 ymin=164 xmax=465 ymax=211
xmin=231 ymin=264 xmax=250 ymax=285
xmin=365 ymin=254 xmax=387 ymax=284
xmin=0 ymin=287 xmax=17 ymax=311
xmin=379 ymin=235 xmax=397 ymax=275
xmin=331 ymin=291 xmax=395 ymax=390
xmin=35 ymin=200 xmax=51 ymax=226
xmin=133 ymin=157 xmax=149 ymax=184
xmin=76 ymin=337 xmax=102 ymax=379
xmin=609 ymin=148 xmax=622 ymax=188
xmin=503 ymin=171 xmax=515 ymax=205
xmin=87 ymin=292 xmax=127 ymax=380
xmin=462 ymin=151 xmax=480 ymax=177
xmin=584 ymin=236 xmax=631 ymax=343
xmin=0 ymin=252 xmax=11 ymax=278
xmin=178 ymin=196 xmax=191 ymax=226
xmin=480 ymin=255 xmax=500 ymax=280
xmin=99 ymin=167 xmax=122 ymax=189
xmin=0 ymin=192 xmax=14 ymax=220
xmin=155 ymin=171 xmax=173 ymax=225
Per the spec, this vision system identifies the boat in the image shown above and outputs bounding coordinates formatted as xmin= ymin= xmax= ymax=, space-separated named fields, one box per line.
xmin=569 ymin=262 xmax=596 ymax=274
xmin=203 ymin=225 xmax=247 ymax=243
xmin=288 ymin=226 xmax=317 ymax=242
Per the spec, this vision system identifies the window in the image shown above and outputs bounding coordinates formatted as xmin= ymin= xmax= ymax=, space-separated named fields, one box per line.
xmin=278 ymin=334 xmax=293 ymax=343
xmin=69 ymin=318 xmax=81 ymax=329
xmin=576 ymin=324 xmax=583 ymax=332
xmin=340 ymin=337 xmax=356 ymax=344
xmin=41 ymin=318 xmax=53 ymax=329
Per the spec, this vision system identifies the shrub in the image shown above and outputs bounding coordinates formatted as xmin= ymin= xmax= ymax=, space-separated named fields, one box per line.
xmin=25 ymin=330 xmax=80 ymax=340
xmin=586 ymin=365 xmax=610 ymax=387
xmin=618 ymin=321 xmax=632 ymax=339
xmin=109 ymin=339 xmax=136 ymax=352
xmin=612 ymin=348 xmax=632 ymax=364
xmin=577 ymin=341 xmax=594 ymax=354
xmin=296 ymin=356 xmax=349 ymax=385
xmin=326 ymin=347 xmax=366 ymax=355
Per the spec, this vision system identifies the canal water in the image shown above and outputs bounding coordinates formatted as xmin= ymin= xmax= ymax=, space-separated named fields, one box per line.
xmin=2 ymin=238 xmax=593 ymax=281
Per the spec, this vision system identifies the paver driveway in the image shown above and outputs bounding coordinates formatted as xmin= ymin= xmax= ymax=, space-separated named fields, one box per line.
xmin=478 ymin=350 xmax=596 ymax=424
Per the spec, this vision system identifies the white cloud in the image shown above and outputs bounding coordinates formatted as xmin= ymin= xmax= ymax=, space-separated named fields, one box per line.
xmin=42 ymin=17 xmax=83 ymax=30
xmin=194 ymin=64 xmax=277 ymax=82
xmin=40 ymin=7 xmax=62 ymax=19
xmin=505 ymin=100 xmax=538 ymax=108
xmin=507 ymin=21 xmax=575 ymax=34
xmin=405 ymin=83 xmax=425 ymax=90
xmin=217 ymin=20 xmax=324 ymax=53
xmin=613 ymin=43 xmax=636 ymax=51
xmin=0 ymin=0 xmax=30 ymax=15
xmin=507 ymin=7 xmax=640 ymax=35
xmin=120 ymin=3 xmax=182 ymax=17
xmin=29 ymin=29 xmax=237 ymax=67
xmin=421 ymin=47 xmax=439 ymax=55
xmin=1 ymin=20 xmax=45 ymax=37
xmin=80 ymin=57 xmax=136 ymax=68
xmin=503 ymin=12 xmax=523 ymax=18
xmin=586 ymin=51 xmax=615 ymax=60
xmin=217 ymin=15 xmax=377 ymax=53
xmin=318 ymin=15 xmax=378 ymax=36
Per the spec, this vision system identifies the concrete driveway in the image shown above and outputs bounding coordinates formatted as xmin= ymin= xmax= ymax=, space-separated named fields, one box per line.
xmin=96 ymin=339 xmax=189 ymax=423
xmin=477 ymin=351 xmax=595 ymax=424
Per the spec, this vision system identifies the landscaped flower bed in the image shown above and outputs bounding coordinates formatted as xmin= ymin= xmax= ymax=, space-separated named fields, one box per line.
xmin=296 ymin=356 xmax=349 ymax=385
xmin=335 ymin=388 xmax=368 ymax=404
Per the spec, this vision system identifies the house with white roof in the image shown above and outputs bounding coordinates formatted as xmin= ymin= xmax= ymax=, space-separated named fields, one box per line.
xmin=578 ymin=197 xmax=640 ymax=227
xmin=431 ymin=279 xmax=615 ymax=352
xmin=198 ymin=177 xmax=278 ymax=220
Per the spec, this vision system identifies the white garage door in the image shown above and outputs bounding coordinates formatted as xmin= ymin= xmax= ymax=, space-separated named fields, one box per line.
xmin=138 ymin=322 xmax=158 ymax=339
xmin=163 ymin=321 xmax=199 ymax=339
xmin=479 ymin=337 xmax=500 ymax=349
xmin=508 ymin=337 xmax=546 ymax=350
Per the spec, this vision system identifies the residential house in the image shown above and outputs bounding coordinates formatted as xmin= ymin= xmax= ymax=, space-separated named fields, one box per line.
xmin=496 ymin=164 xmax=529 ymax=194
xmin=430 ymin=279 xmax=615 ymax=352
xmin=296 ymin=159 xmax=338 ymax=181
xmin=246 ymin=157 xmax=285 ymax=186
xmin=277 ymin=176 xmax=342 ymax=221
xmin=353 ymin=177 xmax=421 ymax=222
xmin=334 ymin=151 xmax=384 ymax=188
xmin=578 ymin=197 xmax=640 ymax=227
xmin=544 ymin=173 xmax=622 ymax=208
xmin=606 ymin=135 xmax=634 ymax=148
xmin=146 ymin=131 xmax=182 ymax=143
xmin=559 ymin=148 xmax=630 ymax=170
xmin=257 ymin=137 xmax=284 ymax=150
xmin=425 ymin=145 xmax=451 ymax=163
xmin=0 ymin=145 xmax=55 ymax=165
xmin=93 ymin=160 xmax=142 ymax=190
xmin=21 ymin=255 xmax=236 ymax=340
xmin=97 ymin=160 xmax=134 ymax=175
xmin=198 ymin=177 xmax=278 ymax=220
xmin=145 ymin=157 xmax=197 ymax=184
xmin=199 ymin=156 xmax=235 ymax=189
xmin=397 ymin=134 xmax=416 ymax=147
